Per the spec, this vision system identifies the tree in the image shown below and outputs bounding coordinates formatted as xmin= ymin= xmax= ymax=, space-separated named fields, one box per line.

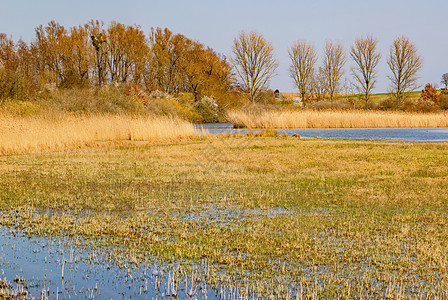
xmin=420 ymin=83 xmax=439 ymax=105
xmin=106 ymin=22 xmax=148 ymax=83
xmin=33 ymin=21 xmax=68 ymax=84
xmin=231 ymin=31 xmax=278 ymax=102
xmin=350 ymin=35 xmax=381 ymax=107
xmin=441 ymin=73 xmax=448 ymax=90
xmin=88 ymin=20 xmax=108 ymax=86
xmin=149 ymin=27 xmax=188 ymax=94
xmin=288 ymin=40 xmax=317 ymax=103
xmin=322 ymin=40 xmax=346 ymax=103
xmin=387 ymin=36 xmax=423 ymax=106
xmin=180 ymin=41 xmax=233 ymax=101
xmin=309 ymin=66 xmax=326 ymax=101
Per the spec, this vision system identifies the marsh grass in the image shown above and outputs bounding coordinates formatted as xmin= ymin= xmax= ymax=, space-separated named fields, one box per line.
xmin=0 ymin=112 xmax=200 ymax=155
xmin=228 ymin=109 xmax=448 ymax=129
xmin=1 ymin=137 xmax=448 ymax=297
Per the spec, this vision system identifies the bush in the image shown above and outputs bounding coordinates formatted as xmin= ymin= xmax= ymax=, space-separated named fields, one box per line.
xmin=1 ymin=100 xmax=40 ymax=116
xmin=151 ymin=97 xmax=203 ymax=123
xmin=308 ymin=100 xmax=352 ymax=110
xmin=193 ymin=96 xmax=221 ymax=123
xmin=0 ymin=70 xmax=32 ymax=104
xmin=420 ymin=83 xmax=439 ymax=105
xmin=440 ymin=93 xmax=448 ymax=110
xmin=378 ymin=98 xmax=398 ymax=110
xmin=39 ymin=85 xmax=146 ymax=114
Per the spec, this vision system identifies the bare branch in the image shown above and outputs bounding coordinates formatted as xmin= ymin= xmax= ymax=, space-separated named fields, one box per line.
xmin=288 ymin=41 xmax=317 ymax=102
xmin=231 ymin=31 xmax=278 ymax=102
xmin=322 ymin=40 xmax=346 ymax=103
xmin=350 ymin=35 xmax=381 ymax=107
xmin=387 ymin=36 xmax=423 ymax=106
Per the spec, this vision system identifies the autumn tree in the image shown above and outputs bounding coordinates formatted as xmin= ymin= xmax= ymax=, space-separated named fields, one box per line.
xmin=322 ymin=40 xmax=346 ymax=103
xmin=0 ymin=34 xmax=32 ymax=101
xmin=350 ymin=35 xmax=381 ymax=107
xmin=231 ymin=31 xmax=278 ymax=102
xmin=180 ymin=41 xmax=234 ymax=102
xmin=33 ymin=21 xmax=68 ymax=84
xmin=0 ymin=34 xmax=19 ymax=71
xmin=149 ymin=27 xmax=188 ymax=94
xmin=288 ymin=40 xmax=317 ymax=102
xmin=441 ymin=73 xmax=448 ymax=90
xmin=420 ymin=83 xmax=439 ymax=105
xmin=58 ymin=24 xmax=93 ymax=87
xmin=106 ymin=22 xmax=148 ymax=83
xmin=387 ymin=36 xmax=423 ymax=106
xmin=88 ymin=20 xmax=108 ymax=86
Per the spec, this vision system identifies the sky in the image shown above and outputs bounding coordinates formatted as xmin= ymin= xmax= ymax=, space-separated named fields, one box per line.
xmin=1 ymin=0 xmax=447 ymax=93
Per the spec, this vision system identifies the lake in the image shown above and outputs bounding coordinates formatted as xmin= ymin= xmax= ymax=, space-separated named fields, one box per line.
xmin=196 ymin=123 xmax=448 ymax=142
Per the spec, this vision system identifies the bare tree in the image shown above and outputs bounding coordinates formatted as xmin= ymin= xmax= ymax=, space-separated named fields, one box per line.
xmin=387 ymin=36 xmax=423 ymax=106
xmin=441 ymin=73 xmax=448 ymax=90
xmin=231 ymin=31 xmax=278 ymax=102
xmin=309 ymin=66 xmax=327 ymax=101
xmin=288 ymin=41 xmax=317 ymax=103
xmin=350 ymin=35 xmax=381 ymax=107
xmin=322 ymin=40 xmax=346 ymax=103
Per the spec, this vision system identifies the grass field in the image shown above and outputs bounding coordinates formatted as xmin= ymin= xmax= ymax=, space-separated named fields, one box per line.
xmin=1 ymin=135 xmax=447 ymax=297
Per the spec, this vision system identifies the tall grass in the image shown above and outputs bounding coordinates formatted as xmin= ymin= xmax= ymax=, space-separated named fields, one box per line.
xmin=228 ymin=109 xmax=448 ymax=129
xmin=0 ymin=112 xmax=199 ymax=155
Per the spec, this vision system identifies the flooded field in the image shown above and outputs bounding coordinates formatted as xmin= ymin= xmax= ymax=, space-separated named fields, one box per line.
xmin=0 ymin=225 xmax=255 ymax=299
xmin=1 ymin=137 xmax=448 ymax=298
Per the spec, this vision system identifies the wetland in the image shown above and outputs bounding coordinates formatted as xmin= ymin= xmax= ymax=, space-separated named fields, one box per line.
xmin=1 ymin=136 xmax=448 ymax=298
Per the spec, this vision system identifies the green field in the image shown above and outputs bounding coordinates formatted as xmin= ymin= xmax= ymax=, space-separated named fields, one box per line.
xmin=1 ymin=136 xmax=448 ymax=297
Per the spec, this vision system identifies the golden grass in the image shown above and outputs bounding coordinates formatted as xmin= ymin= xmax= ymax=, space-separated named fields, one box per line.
xmin=228 ymin=109 xmax=448 ymax=129
xmin=0 ymin=112 xmax=200 ymax=155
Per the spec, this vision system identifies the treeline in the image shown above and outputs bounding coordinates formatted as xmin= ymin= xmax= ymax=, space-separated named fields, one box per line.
xmin=1 ymin=21 xmax=447 ymax=117
xmin=0 ymin=20 xmax=235 ymax=103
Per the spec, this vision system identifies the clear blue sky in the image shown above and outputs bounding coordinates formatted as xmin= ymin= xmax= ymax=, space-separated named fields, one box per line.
xmin=1 ymin=0 xmax=447 ymax=93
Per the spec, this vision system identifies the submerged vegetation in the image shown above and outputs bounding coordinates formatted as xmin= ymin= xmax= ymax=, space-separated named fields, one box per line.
xmin=1 ymin=136 xmax=447 ymax=297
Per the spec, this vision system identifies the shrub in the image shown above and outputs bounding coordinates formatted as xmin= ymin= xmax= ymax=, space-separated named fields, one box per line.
xmin=403 ymin=99 xmax=439 ymax=113
xmin=439 ymin=93 xmax=448 ymax=110
xmin=1 ymin=100 xmax=40 ymax=116
xmin=260 ymin=130 xmax=280 ymax=137
xmin=0 ymin=70 xmax=32 ymax=104
xmin=308 ymin=100 xmax=352 ymax=110
xmin=378 ymin=98 xmax=398 ymax=110
xmin=193 ymin=96 xmax=221 ymax=123
xmin=151 ymin=97 xmax=203 ymax=123
xmin=420 ymin=83 xmax=439 ymax=105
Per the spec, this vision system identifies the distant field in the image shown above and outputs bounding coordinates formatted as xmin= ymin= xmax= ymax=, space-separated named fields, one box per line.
xmin=1 ymin=136 xmax=447 ymax=297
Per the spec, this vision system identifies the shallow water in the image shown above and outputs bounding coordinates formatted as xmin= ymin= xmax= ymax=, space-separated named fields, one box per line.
xmin=196 ymin=123 xmax=448 ymax=142
xmin=0 ymin=226 xmax=228 ymax=299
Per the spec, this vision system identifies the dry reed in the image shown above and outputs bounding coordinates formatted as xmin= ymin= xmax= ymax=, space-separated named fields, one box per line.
xmin=228 ymin=109 xmax=448 ymax=129
xmin=0 ymin=112 xmax=200 ymax=155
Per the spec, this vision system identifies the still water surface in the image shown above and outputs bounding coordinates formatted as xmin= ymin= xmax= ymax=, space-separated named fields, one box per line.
xmin=196 ymin=123 xmax=448 ymax=142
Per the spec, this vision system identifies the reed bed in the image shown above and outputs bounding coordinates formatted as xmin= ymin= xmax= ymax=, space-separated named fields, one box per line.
xmin=0 ymin=112 xmax=199 ymax=155
xmin=228 ymin=109 xmax=448 ymax=129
